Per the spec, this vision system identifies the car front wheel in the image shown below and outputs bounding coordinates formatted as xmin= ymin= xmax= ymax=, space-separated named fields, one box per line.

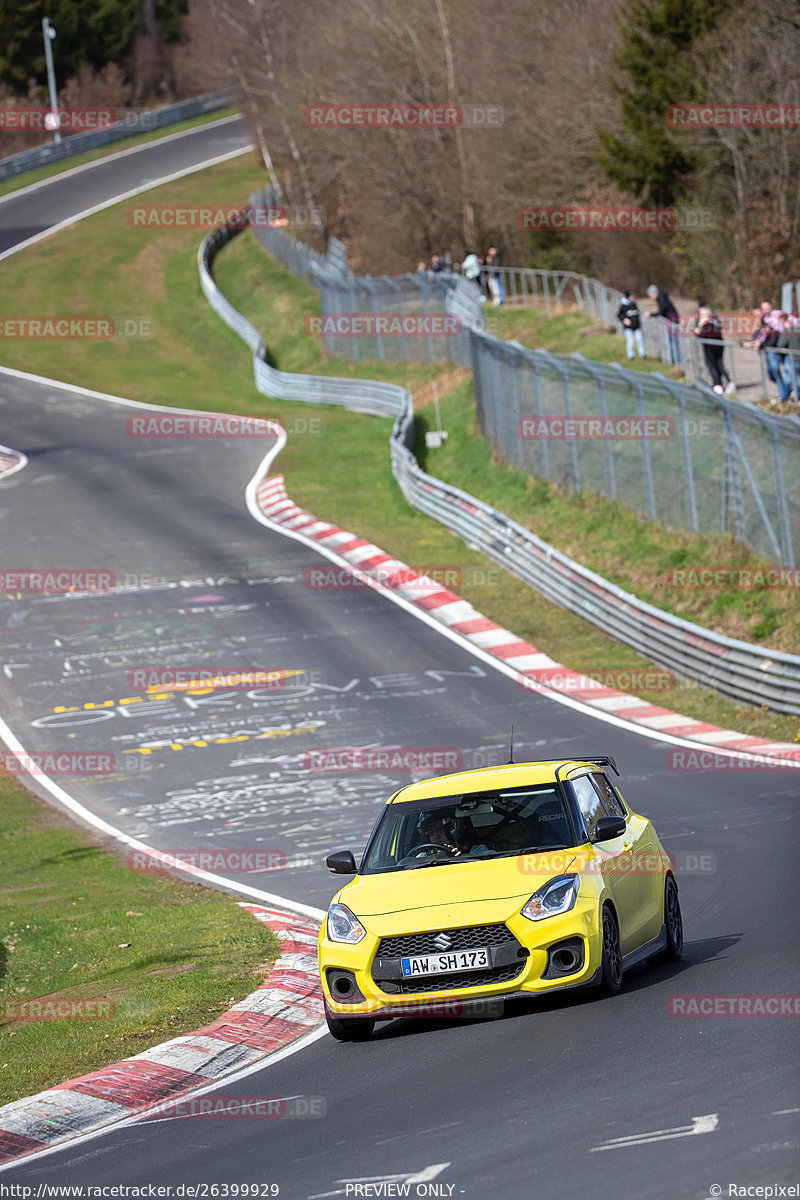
xmin=325 ymin=1008 xmax=375 ymax=1042
xmin=661 ymin=876 xmax=683 ymax=962
xmin=599 ymin=906 xmax=622 ymax=995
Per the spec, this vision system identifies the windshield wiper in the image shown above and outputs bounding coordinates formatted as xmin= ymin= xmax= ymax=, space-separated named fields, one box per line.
xmin=514 ymin=845 xmax=572 ymax=857
xmin=406 ymin=856 xmax=462 ymax=869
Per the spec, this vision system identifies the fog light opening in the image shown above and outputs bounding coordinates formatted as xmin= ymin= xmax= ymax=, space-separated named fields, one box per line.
xmin=552 ymin=948 xmax=580 ymax=973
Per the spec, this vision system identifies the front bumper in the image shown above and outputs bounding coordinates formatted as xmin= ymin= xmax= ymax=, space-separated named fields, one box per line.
xmin=319 ymin=902 xmax=603 ymax=1018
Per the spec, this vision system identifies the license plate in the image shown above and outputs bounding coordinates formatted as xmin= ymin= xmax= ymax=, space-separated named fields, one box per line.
xmin=400 ymin=946 xmax=490 ymax=978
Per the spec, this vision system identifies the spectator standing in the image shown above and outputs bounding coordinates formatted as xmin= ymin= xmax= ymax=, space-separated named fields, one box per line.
xmin=430 ymin=253 xmax=445 ymax=273
xmin=462 ymin=253 xmax=481 ymax=282
xmin=646 ymin=284 xmax=681 ymax=364
xmin=693 ymin=301 xmax=733 ymax=395
xmin=776 ymin=312 xmax=800 ymax=403
xmin=477 ymin=254 xmax=490 ymax=303
xmin=742 ymin=300 xmax=783 ymax=392
xmin=486 ymin=246 xmax=505 ymax=305
xmin=616 ymin=290 xmax=646 ymax=360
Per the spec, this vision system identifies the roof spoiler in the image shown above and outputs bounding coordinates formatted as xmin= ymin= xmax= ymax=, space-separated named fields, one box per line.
xmin=575 ymin=755 xmax=619 ymax=776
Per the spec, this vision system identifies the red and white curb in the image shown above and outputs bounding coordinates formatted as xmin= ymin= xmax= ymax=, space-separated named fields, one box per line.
xmin=0 ymin=906 xmax=322 ymax=1166
xmin=0 ymin=444 xmax=27 ymax=480
xmin=256 ymin=473 xmax=799 ymax=762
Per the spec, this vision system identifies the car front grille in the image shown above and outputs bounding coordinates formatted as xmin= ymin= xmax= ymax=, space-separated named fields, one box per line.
xmin=372 ymin=922 xmax=527 ymax=995
xmin=376 ymin=923 xmax=513 ymax=958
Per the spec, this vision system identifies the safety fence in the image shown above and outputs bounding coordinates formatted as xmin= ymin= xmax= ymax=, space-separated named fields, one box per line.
xmin=246 ymin=188 xmax=799 ymax=569
xmin=198 ymin=220 xmax=800 ymax=714
xmin=0 ymin=89 xmax=238 ymax=182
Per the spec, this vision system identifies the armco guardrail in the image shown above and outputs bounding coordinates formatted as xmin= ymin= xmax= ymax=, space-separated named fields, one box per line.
xmin=198 ymin=221 xmax=800 ymax=715
xmin=0 ymin=89 xmax=238 ymax=182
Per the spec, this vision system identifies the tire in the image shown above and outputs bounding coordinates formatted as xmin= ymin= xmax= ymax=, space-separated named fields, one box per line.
xmin=325 ymin=1008 xmax=375 ymax=1042
xmin=599 ymin=906 xmax=622 ymax=996
xmin=661 ymin=876 xmax=684 ymax=962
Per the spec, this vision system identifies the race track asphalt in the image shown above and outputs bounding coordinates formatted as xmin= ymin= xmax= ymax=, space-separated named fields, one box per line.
xmin=0 ymin=120 xmax=797 ymax=1200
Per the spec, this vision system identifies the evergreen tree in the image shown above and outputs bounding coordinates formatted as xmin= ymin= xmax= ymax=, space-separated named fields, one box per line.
xmin=596 ymin=0 xmax=733 ymax=206
xmin=0 ymin=0 xmax=187 ymax=92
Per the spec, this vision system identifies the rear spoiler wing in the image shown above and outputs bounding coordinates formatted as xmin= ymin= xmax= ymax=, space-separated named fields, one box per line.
xmin=574 ymin=755 xmax=619 ymax=776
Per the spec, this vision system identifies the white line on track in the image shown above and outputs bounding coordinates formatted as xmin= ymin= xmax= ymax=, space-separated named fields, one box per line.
xmin=0 ymin=114 xmax=246 ymax=207
xmin=0 ymin=444 xmax=28 ymax=478
xmin=589 ymin=1113 xmax=719 ymax=1151
xmin=0 ymin=143 xmax=252 ymax=263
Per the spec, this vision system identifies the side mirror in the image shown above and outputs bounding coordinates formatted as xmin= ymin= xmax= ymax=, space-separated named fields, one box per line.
xmin=593 ymin=815 xmax=626 ymax=842
xmin=326 ymin=850 xmax=357 ymax=874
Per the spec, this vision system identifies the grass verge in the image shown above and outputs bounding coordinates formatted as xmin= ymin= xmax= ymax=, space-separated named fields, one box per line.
xmin=0 ymin=774 xmax=279 ymax=1106
xmin=0 ymin=108 xmax=239 ymax=201
xmin=0 ymin=154 xmax=797 ymax=745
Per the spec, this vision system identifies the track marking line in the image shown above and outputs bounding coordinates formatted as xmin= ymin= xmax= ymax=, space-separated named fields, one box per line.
xmin=589 ymin=1113 xmax=719 ymax=1151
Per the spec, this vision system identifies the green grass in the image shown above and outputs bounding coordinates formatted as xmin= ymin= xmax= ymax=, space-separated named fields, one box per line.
xmin=0 ymin=108 xmax=239 ymax=200
xmin=0 ymin=775 xmax=279 ymax=1105
xmin=484 ymin=306 xmax=677 ymax=374
xmin=0 ymin=153 xmax=797 ymax=746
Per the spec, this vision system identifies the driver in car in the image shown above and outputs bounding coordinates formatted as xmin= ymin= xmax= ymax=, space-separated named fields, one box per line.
xmin=419 ymin=813 xmax=490 ymax=857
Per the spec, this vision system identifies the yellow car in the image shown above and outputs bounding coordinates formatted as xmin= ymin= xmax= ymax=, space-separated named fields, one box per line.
xmin=319 ymin=756 xmax=683 ymax=1040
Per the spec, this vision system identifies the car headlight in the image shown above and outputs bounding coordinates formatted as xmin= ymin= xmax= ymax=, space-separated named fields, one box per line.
xmin=521 ymin=874 xmax=580 ymax=921
xmin=327 ymin=903 xmax=367 ymax=943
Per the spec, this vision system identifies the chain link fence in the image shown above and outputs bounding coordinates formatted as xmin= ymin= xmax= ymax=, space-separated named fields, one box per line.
xmin=198 ymin=220 xmax=800 ymax=713
xmin=244 ymin=192 xmax=799 ymax=567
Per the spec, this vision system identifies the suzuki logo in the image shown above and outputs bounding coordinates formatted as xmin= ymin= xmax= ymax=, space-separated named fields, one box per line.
xmin=433 ymin=933 xmax=452 ymax=951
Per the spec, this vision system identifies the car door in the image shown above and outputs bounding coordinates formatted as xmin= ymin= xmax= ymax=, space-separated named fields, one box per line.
xmin=570 ymin=773 xmax=646 ymax=956
xmin=594 ymin=773 xmax=666 ymax=944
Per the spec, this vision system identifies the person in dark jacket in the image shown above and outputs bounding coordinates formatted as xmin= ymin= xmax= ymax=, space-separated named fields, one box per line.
xmin=616 ymin=290 xmax=646 ymax=359
xmin=646 ymin=284 xmax=681 ymax=364
xmin=693 ymin=301 xmax=733 ymax=394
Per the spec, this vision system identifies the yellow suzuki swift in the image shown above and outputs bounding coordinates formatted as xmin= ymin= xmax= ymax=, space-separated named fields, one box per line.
xmin=319 ymin=756 xmax=683 ymax=1040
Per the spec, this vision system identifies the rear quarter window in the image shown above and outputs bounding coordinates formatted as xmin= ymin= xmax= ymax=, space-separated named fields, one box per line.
xmin=590 ymin=772 xmax=627 ymax=818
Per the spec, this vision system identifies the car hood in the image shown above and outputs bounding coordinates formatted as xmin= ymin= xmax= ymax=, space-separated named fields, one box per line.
xmin=338 ymin=851 xmax=584 ymax=932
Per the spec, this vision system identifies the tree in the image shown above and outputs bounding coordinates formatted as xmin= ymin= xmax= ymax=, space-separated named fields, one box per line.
xmin=596 ymin=0 xmax=734 ymax=206
xmin=0 ymin=0 xmax=187 ymax=93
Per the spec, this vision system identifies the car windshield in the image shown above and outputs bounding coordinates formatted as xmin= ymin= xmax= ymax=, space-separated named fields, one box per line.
xmin=360 ymin=784 xmax=575 ymax=873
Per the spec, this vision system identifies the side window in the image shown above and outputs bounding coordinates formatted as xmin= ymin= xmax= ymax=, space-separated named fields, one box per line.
xmin=571 ymin=775 xmax=606 ymax=839
xmin=591 ymin=772 xmax=626 ymax=819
